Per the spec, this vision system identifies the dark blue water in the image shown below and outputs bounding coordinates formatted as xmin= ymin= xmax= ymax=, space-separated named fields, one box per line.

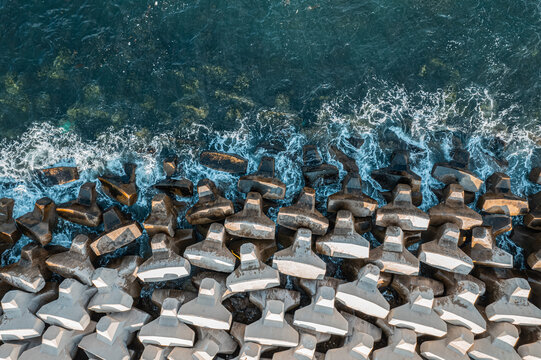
xmin=0 ymin=0 xmax=540 ymax=262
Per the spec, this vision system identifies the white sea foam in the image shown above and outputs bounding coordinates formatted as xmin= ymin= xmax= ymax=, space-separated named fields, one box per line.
xmin=0 ymin=82 xmax=539 ymax=266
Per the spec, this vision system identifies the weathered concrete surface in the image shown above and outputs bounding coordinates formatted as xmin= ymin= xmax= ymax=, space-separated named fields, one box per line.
xmin=226 ymin=243 xmax=280 ymax=293
xmin=386 ymin=286 xmax=447 ymax=337
xmin=138 ymin=298 xmax=195 ymax=347
xmin=143 ymin=193 xmax=178 ymax=237
xmin=485 ymin=277 xmax=541 ymax=325
xmin=420 ymin=325 xmax=473 ymax=360
xmin=316 ymin=210 xmax=370 ymax=259
xmin=277 ymin=187 xmax=329 ymax=235
xmin=271 ymin=333 xmax=319 ymax=360
xmin=371 ymin=150 xmax=423 ymax=206
xmin=418 ymin=223 xmax=474 ymax=274
xmin=238 ymin=156 xmax=286 ymax=200
xmin=46 ymin=234 xmax=95 ymax=286
xmin=477 ymin=172 xmax=529 ymax=216
xmin=18 ymin=323 xmax=95 ymax=360
xmin=468 ymin=322 xmax=521 ymax=360
xmin=428 ymin=184 xmax=482 ymax=230
xmin=0 ymin=284 xmax=56 ymax=341
xmin=78 ymin=308 xmax=150 ymax=360
xmin=336 ymin=263 xmax=390 ymax=319
xmin=88 ymin=268 xmax=133 ymax=313
xmin=98 ymin=163 xmax=138 ymax=206
xmin=178 ymin=278 xmax=232 ymax=330
xmin=371 ymin=327 xmax=422 ymax=360
xmin=0 ymin=244 xmax=50 ymax=293
xmin=369 ymin=226 xmax=419 ymax=275
xmin=15 ymin=197 xmax=57 ymax=246
xmin=433 ymin=280 xmax=486 ymax=334
xmin=90 ymin=206 xmax=143 ymax=256
xmin=293 ymin=286 xmax=348 ymax=336
xmin=272 ymin=228 xmax=326 ymax=280
xmin=137 ymin=233 xmax=191 ymax=283
xmin=56 ymin=182 xmax=102 ymax=227
xmin=37 ymin=278 xmax=96 ymax=331
xmin=375 ymin=184 xmax=429 ymax=231
xmin=466 ymin=226 xmax=513 ymax=268
xmin=327 ymin=174 xmax=377 ymax=218
xmin=302 ymin=145 xmax=339 ymax=187
xmin=244 ymin=299 xmax=299 ymax=347
xmin=184 ymin=222 xmax=236 ymax=273
xmin=186 ymin=179 xmax=235 ymax=224
xmin=0 ymin=198 xmax=20 ymax=248
xmin=225 ymin=192 xmax=276 ymax=240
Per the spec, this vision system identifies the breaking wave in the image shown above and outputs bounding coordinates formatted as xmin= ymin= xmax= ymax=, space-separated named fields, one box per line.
xmin=1 ymin=81 xmax=539 ymax=265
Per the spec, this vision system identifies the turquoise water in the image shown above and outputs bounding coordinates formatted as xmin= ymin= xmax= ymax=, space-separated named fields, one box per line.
xmin=0 ymin=0 xmax=540 ymax=262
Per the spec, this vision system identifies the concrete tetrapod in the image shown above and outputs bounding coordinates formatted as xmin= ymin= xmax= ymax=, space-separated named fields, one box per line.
xmin=371 ymin=150 xmax=423 ymax=206
xmin=78 ymin=308 xmax=150 ymax=360
xmin=238 ymin=156 xmax=286 ymax=200
xmin=87 ymin=268 xmax=133 ymax=313
xmin=0 ymin=244 xmax=50 ymax=293
xmin=18 ymin=323 xmax=95 ymax=360
xmin=293 ymin=286 xmax=348 ymax=336
xmin=185 ymin=179 xmax=234 ymax=225
xmin=420 ymin=325 xmax=474 ymax=360
xmin=15 ymin=197 xmax=57 ymax=246
xmin=518 ymin=327 xmax=541 ymax=360
xmin=477 ymin=172 xmax=529 ymax=216
xmin=369 ymin=226 xmax=419 ymax=276
xmin=141 ymin=345 xmax=172 ymax=360
xmin=0 ymin=198 xmax=20 ymax=249
xmin=138 ymin=298 xmax=195 ymax=347
xmin=272 ymin=228 xmax=326 ymax=280
xmin=225 ymin=192 xmax=276 ymax=240
xmin=327 ymin=173 xmax=377 ymax=218
xmin=248 ymin=288 xmax=301 ymax=313
xmin=0 ymin=284 xmax=56 ymax=341
xmin=301 ymin=144 xmax=339 ymax=187
xmin=431 ymin=148 xmax=483 ymax=194
xmin=316 ymin=210 xmax=370 ymax=259
xmin=465 ymin=226 xmax=514 ymax=268
xmin=335 ymin=263 xmax=390 ymax=318
xmin=56 ymin=182 xmax=102 ymax=227
xmin=168 ymin=327 xmax=238 ymax=359
xmin=37 ymin=278 xmax=97 ymax=331
xmin=433 ymin=280 xmax=486 ymax=334
xmin=371 ymin=327 xmax=422 ymax=360
xmin=98 ymin=163 xmax=138 ymax=206
xmin=277 ymin=187 xmax=329 ymax=235
xmin=45 ymin=234 xmax=95 ymax=286
xmin=90 ymin=206 xmax=143 ymax=256
xmin=226 ymin=242 xmax=280 ymax=293
xmin=485 ymin=277 xmax=541 ymax=326
xmin=178 ymin=278 xmax=232 ymax=330
xmin=428 ymin=183 xmax=483 ymax=230
xmin=184 ymin=222 xmax=236 ymax=273
xmin=137 ymin=233 xmax=191 ymax=282
xmin=271 ymin=333 xmax=319 ymax=360
xmin=418 ymin=223 xmax=474 ymax=274
xmin=375 ymin=184 xmax=429 ymax=231
xmin=324 ymin=332 xmax=374 ymax=360
xmin=231 ymin=342 xmax=262 ymax=360
xmin=143 ymin=193 xmax=178 ymax=237
xmin=468 ymin=322 xmax=521 ymax=360
xmin=244 ymin=299 xmax=299 ymax=348
xmin=387 ymin=286 xmax=447 ymax=337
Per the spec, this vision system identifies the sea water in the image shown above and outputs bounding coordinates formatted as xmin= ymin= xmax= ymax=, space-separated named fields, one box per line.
xmin=0 ymin=0 xmax=539 ymax=266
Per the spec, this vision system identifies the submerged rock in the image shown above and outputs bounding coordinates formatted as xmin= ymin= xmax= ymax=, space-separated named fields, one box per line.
xmin=200 ymin=151 xmax=248 ymax=174
xmin=38 ymin=166 xmax=79 ymax=186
